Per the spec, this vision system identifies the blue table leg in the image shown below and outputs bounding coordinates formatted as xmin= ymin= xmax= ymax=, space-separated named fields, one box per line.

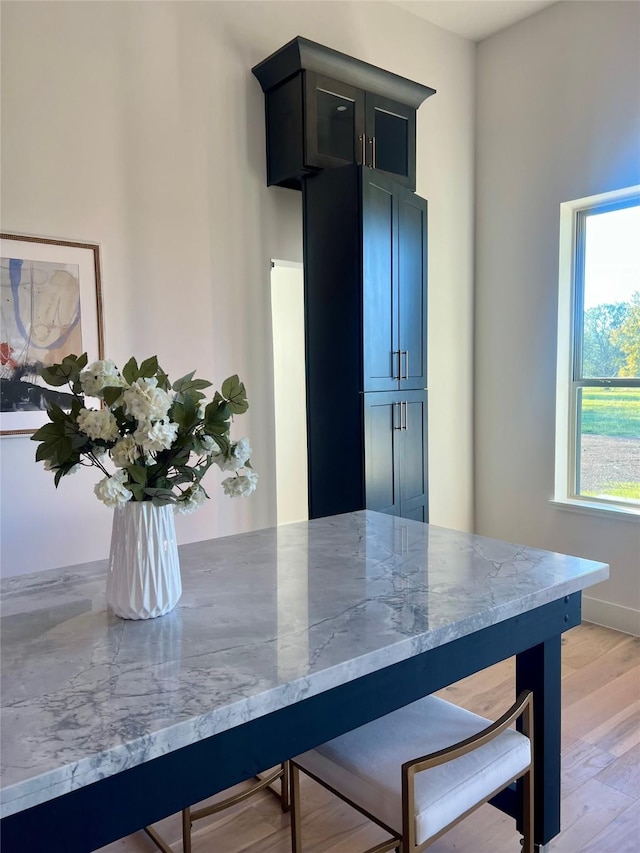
xmin=516 ymin=634 xmax=562 ymax=847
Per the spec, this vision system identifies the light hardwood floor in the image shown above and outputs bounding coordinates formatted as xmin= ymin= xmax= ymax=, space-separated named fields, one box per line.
xmin=100 ymin=623 xmax=639 ymax=853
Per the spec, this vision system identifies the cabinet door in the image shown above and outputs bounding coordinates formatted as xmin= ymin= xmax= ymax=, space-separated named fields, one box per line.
xmin=363 ymin=392 xmax=401 ymax=516
xmin=362 ymin=171 xmax=427 ymax=393
xmin=398 ymin=191 xmax=428 ymax=391
xmin=362 ymin=174 xmax=399 ymax=392
xmin=305 ymin=73 xmax=366 ymax=170
xmin=398 ymin=391 xmax=428 ymax=521
xmin=365 ymin=93 xmax=416 ymax=191
xmin=364 ymin=390 xmax=427 ymax=522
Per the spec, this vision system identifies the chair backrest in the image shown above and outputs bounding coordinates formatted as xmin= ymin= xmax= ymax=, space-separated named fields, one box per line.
xmin=290 ymin=690 xmax=534 ymax=853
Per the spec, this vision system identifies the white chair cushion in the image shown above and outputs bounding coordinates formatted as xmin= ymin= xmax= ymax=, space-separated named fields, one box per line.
xmin=294 ymin=695 xmax=531 ymax=845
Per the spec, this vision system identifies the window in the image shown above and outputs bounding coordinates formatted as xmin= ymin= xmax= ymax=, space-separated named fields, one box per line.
xmin=556 ymin=187 xmax=640 ymax=514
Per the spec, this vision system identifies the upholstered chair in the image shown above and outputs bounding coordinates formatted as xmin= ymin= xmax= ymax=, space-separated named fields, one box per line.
xmin=144 ymin=762 xmax=289 ymax=853
xmin=290 ymin=692 xmax=533 ymax=853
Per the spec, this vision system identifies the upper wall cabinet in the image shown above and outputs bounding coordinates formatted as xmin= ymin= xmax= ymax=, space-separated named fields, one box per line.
xmin=252 ymin=37 xmax=435 ymax=191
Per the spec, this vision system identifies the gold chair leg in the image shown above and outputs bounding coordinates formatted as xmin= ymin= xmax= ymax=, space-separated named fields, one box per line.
xmin=182 ymin=806 xmax=192 ymax=853
xmin=256 ymin=762 xmax=290 ymax=811
xmin=280 ymin=760 xmax=291 ymax=812
xmin=145 ymin=762 xmax=289 ymax=852
xmin=522 ymin=766 xmax=534 ymax=853
xmin=290 ymin=762 xmax=303 ymax=853
xmin=142 ymin=824 xmax=174 ymax=853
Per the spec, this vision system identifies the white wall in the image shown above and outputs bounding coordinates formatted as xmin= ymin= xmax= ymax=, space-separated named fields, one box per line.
xmin=0 ymin=1 xmax=475 ymax=576
xmin=475 ymin=1 xmax=640 ymax=634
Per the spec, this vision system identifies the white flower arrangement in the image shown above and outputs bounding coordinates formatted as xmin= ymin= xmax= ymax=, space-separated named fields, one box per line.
xmin=32 ymin=353 xmax=257 ymax=512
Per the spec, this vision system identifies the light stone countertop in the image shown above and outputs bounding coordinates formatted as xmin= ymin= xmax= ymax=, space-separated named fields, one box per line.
xmin=0 ymin=510 xmax=608 ymax=819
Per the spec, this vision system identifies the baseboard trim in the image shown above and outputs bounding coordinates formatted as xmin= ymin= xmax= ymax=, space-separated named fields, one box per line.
xmin=582 ymin=596 xmax=640 ymax=636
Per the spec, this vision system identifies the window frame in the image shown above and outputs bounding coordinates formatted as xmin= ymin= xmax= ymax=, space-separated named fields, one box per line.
xmin=555 ymin=186 xmax=640 ymax=517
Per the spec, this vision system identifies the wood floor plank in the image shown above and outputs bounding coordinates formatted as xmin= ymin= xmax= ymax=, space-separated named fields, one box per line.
xmin=561 ymin=623 xmax=632 ymax=669
xmin=561 ymin=635 xmax=639 ymax=707
xmin=560 ymin=737 xmax=617 ymax=796
xmin=98 ymin=623 xmax=639 ymax=853
xmin=425 ymin=805 xmax=521 ymax=852
xmin=582 ymin=699 xmax=640 ymax=757
xmin=579 ymin=799 xmax=640 ymax=853
xmin=596 ymin=741 xmax=640 ymax=800
xmin=561 ymin=667 xmax=640 ymax=741
xmin=540 ymin=777 xmax=634 ymax=853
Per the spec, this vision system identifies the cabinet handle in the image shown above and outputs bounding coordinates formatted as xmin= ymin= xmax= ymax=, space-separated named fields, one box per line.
xmin=359 ymin=134 xmax=366 ymax=166
xmin=401 ymin=350 xmax=409 ymax=380
xmin=393 ymin=350 xmax=401 ymax=381
xmin=369 ymin=137 xmax=375 ymax=169
xmin=403 ymin=401 xmax=408 ymax=431
xmin=394 ymin=402 xmax=402 ymax=430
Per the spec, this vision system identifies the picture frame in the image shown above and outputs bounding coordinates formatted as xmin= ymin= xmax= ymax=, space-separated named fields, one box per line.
xmin=0 ymin=233 xmax=104 ymax=436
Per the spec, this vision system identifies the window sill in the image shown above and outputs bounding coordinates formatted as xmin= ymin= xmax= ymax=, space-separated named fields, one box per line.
xmin=550 ymin=498 xmax=640 ymax=523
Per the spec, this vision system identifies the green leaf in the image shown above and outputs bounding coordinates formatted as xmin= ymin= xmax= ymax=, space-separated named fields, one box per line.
xmin=32 ymin=422 xmax=64 ymax=441
xmin=102 ymin=386 xmax=124 ymax=407
xmin=70 ymin=433 xmax=90 ymax=451
xmin=50 ymin=435 xmax=73 ymax=466
xmin=206 ymin=399 xmax=230 ymax=423
xmin=128 ymin=465 xmax=148 ymax=486
xmin=170 ymin=395 xmax=198 ymax=431
xmin=54 ymin=468 xmax=65 ymax=488
xmin=35 ymin=442 xmax=54 ymax=462
xmin=144 ymin=487 xmax=176 ymax=505
xmin=221 ymin=375 xmax=249 ymax=414
xmin=227 ymin=399 xmax=248 ymax=415
xmin=173 ymin=372 xmax=212 ymax=395
xmin=139 ymin=356 xmax=159 ymax=378
xmin=61 ymin=353 xmax=81 ymax=366
xmin=166 ymin=446 xmax=191 ymax=469
xmin=129 ymin=484 xmax=145 ymax=501
xmin=171 ymin=401 xmax=187 ymax=430
xmin=172 ymin=370 xmax=195 ymax=391
xmin=156 ymin=367 xmax=171 ymax=391
xmin=38 ymin=354 xmax=87 ymax=390
xmin=221 ymin=374 xmax=239 ymax=399
xmin=39 ymin=366 xmax=71 ymax=387
xmin=122 ymin=357 xmax=139 ymax=385
xmin=46 ymin=403 xmax=68 ymax=424
xmin=188 ymin=379 xmax=212 ymax=391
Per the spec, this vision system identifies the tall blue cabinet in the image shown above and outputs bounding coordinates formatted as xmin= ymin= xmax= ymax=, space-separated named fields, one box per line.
xmin=253 ymin=37 xmax=435 ymax=521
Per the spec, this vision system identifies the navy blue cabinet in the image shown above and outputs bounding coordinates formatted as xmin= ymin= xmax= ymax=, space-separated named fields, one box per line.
xmin=254 ymin=38 xmax=433 ymax=523
xmin=252 ymin=38 xmax=434 ymax=191
xmin=363 ymin=390 xmax=428 ymax=521
xmin=362 ymin=172 xmax=427 ymax=391
xmin=303 ymin=165 xmax=428 ymax=522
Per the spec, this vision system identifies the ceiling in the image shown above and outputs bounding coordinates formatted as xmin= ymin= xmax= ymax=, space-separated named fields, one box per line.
xmin=390 ymin=0 xmax=557 ymax=41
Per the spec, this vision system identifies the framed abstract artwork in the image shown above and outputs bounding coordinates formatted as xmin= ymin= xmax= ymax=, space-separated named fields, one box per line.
xmin=0 ymin=234 xmax=104 ymax=436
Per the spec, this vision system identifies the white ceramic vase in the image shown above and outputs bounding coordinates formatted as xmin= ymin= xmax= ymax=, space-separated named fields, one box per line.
xmin=106 ymin=502 xmax=182 ymax=620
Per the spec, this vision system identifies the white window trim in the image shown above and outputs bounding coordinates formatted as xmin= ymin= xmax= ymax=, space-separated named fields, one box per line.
xmin=554 ymin=185 xmax=640 ymax=519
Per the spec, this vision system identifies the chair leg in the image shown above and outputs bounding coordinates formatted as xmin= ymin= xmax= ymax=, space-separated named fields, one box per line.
xmin=281 ymin=761 xmax=291 ymax=812
xmin=182 ymin=806 xmax=192 ymax=853
xmin=522 ymin=766 xmax=534 ymax=853
xmin=290 ymin=763 xmax=303 ymax=853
